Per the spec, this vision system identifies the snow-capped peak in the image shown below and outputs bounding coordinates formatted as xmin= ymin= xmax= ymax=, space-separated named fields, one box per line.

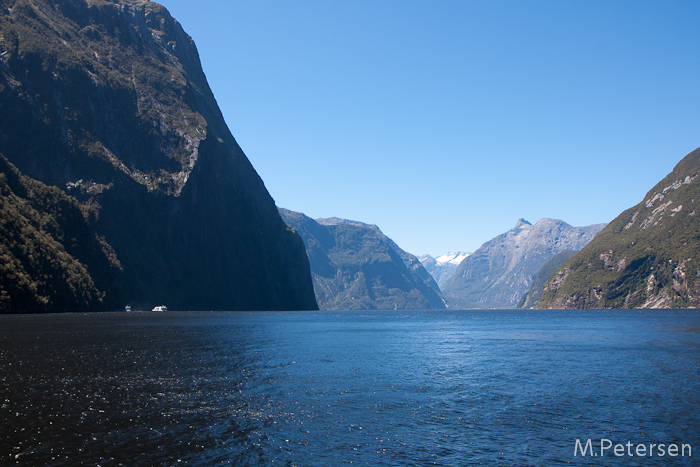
xmin=435 ymin=252 xmax=470 ymax=266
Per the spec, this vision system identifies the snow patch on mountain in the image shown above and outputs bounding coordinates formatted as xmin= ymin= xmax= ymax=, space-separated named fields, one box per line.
xmin=420 ymin=251 xmax=471 ymax=289
xmin=435 ymin=252 xmax=471 ymax=266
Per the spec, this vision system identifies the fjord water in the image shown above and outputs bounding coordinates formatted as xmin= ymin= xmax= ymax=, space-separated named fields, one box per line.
xmin=1 ymin=310 xmax=699 ymax=466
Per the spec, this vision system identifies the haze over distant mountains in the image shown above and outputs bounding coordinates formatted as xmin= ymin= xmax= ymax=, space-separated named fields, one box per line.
xmin=440 ymin=219 xmax=606 ymax=309
xmin=419 ymin=252 xmax=470 ymax=289
xmin=284 ymin=209 xmax=607 ymax=311
xmin=280 ymin=209 xmax=445 ymax=310
xmin=0 ymin=0 xmax=697 ymax=313
xmin=538 ymin=147 xmax=700 ymax=309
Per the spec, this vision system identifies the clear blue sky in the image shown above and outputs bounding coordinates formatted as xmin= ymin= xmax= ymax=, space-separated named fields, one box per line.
xmin=157 ymin=0 xmax=699 ymax=256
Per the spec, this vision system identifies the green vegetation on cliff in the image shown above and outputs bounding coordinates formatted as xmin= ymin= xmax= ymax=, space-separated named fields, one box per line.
xmin=538 ymin=148 xmax=700 ymax=309
xmin=280 ymin=209 xmax=445 ymax=310
xmin=517 ymin=251 xmax=577 ymax=309
xmin=0 ymin=0 xmax=317 ymax=312
xmin=0 ymin=155 xmax=122 ymax=312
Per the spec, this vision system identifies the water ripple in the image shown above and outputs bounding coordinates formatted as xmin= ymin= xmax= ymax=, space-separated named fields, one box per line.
xmin=0 ymin=310 xmax=699 ymax=466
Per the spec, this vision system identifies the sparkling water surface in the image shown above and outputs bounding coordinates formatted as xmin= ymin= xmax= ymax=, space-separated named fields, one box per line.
xmin=1 ymin=309 xmax=699 ymax=466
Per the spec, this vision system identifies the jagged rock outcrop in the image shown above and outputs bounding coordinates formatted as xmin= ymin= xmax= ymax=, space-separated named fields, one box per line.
xmin=419 ymin=252 xmax=470 ymax=289
xmin=279 ymin=209 xmax=446 ymax=310
xmin=0 ymin=0 xmax=317 ymax=311
xmin=538 ymin=148 xmax=700 ymax=309
xmin=442 ymin=219 xmax=605 ymax=309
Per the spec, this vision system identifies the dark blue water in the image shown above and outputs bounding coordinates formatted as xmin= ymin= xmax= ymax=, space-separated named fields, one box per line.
xmin=1 ymin=309 xmax=699 ymax=466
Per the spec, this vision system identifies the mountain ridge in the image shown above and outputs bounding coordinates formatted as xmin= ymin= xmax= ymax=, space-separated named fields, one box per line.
xmin=280 ymin=208 xmax=445 ymax=310
xmin=0 ymin=0 xmax=317 ymax=311
xmin=537 ymin=147 xmax=700 ymax=309
xmin=442 ymin=218 xmax=606 ymax=308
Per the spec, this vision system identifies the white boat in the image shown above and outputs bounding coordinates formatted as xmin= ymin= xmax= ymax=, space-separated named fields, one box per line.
xmin=152 ymin=305 xmax=168 ymax=312
xmin=125 ymin=305 xmax=132 ymax=312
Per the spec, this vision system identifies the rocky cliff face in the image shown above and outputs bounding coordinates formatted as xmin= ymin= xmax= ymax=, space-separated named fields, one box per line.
xmin=538 ymin=148 xmax=700 ymax=309
xmin=279 ymin=209 xmax=446 ymax=310
xmin=442 ymin=219 xmax=605 ymax=309
xmin=0 ymin=0 xmax=317 ymax=311
xmin=516 ymin=250 xmax=577 ymax=309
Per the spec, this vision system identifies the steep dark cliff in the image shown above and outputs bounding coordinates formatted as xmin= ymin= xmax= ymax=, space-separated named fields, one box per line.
xmin=0 ymin=154 xmax=124 ymax=311
xmin=280 ymin=209 xmax=446 ymax=310
xmin=538 ymin=148 xmax=700 ymax=309
xmin=0 ymin=0 xmax=317 ymax=311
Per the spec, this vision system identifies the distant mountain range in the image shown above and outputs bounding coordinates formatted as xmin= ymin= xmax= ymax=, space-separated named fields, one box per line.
xmin=280 ymin=209 xmax=445 ymax=310
xmin=2 ymin=1 xmax=696 ymax=313
xmin=419 ymin=252 xmax=470 ymax=289
xmin=441 ymin=219 xmax=606 ymax=309
xmin=0 ymin=0 xmax=317 ymax=312
xmin=538 ymin=148 xmax=700 ymax=309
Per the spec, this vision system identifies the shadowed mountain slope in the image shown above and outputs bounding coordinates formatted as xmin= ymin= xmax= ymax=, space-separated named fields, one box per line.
xmin=0 ymin=154 xmax=124 ymax=311
xmin=0 ymin=0 xmax=316 ymax=311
